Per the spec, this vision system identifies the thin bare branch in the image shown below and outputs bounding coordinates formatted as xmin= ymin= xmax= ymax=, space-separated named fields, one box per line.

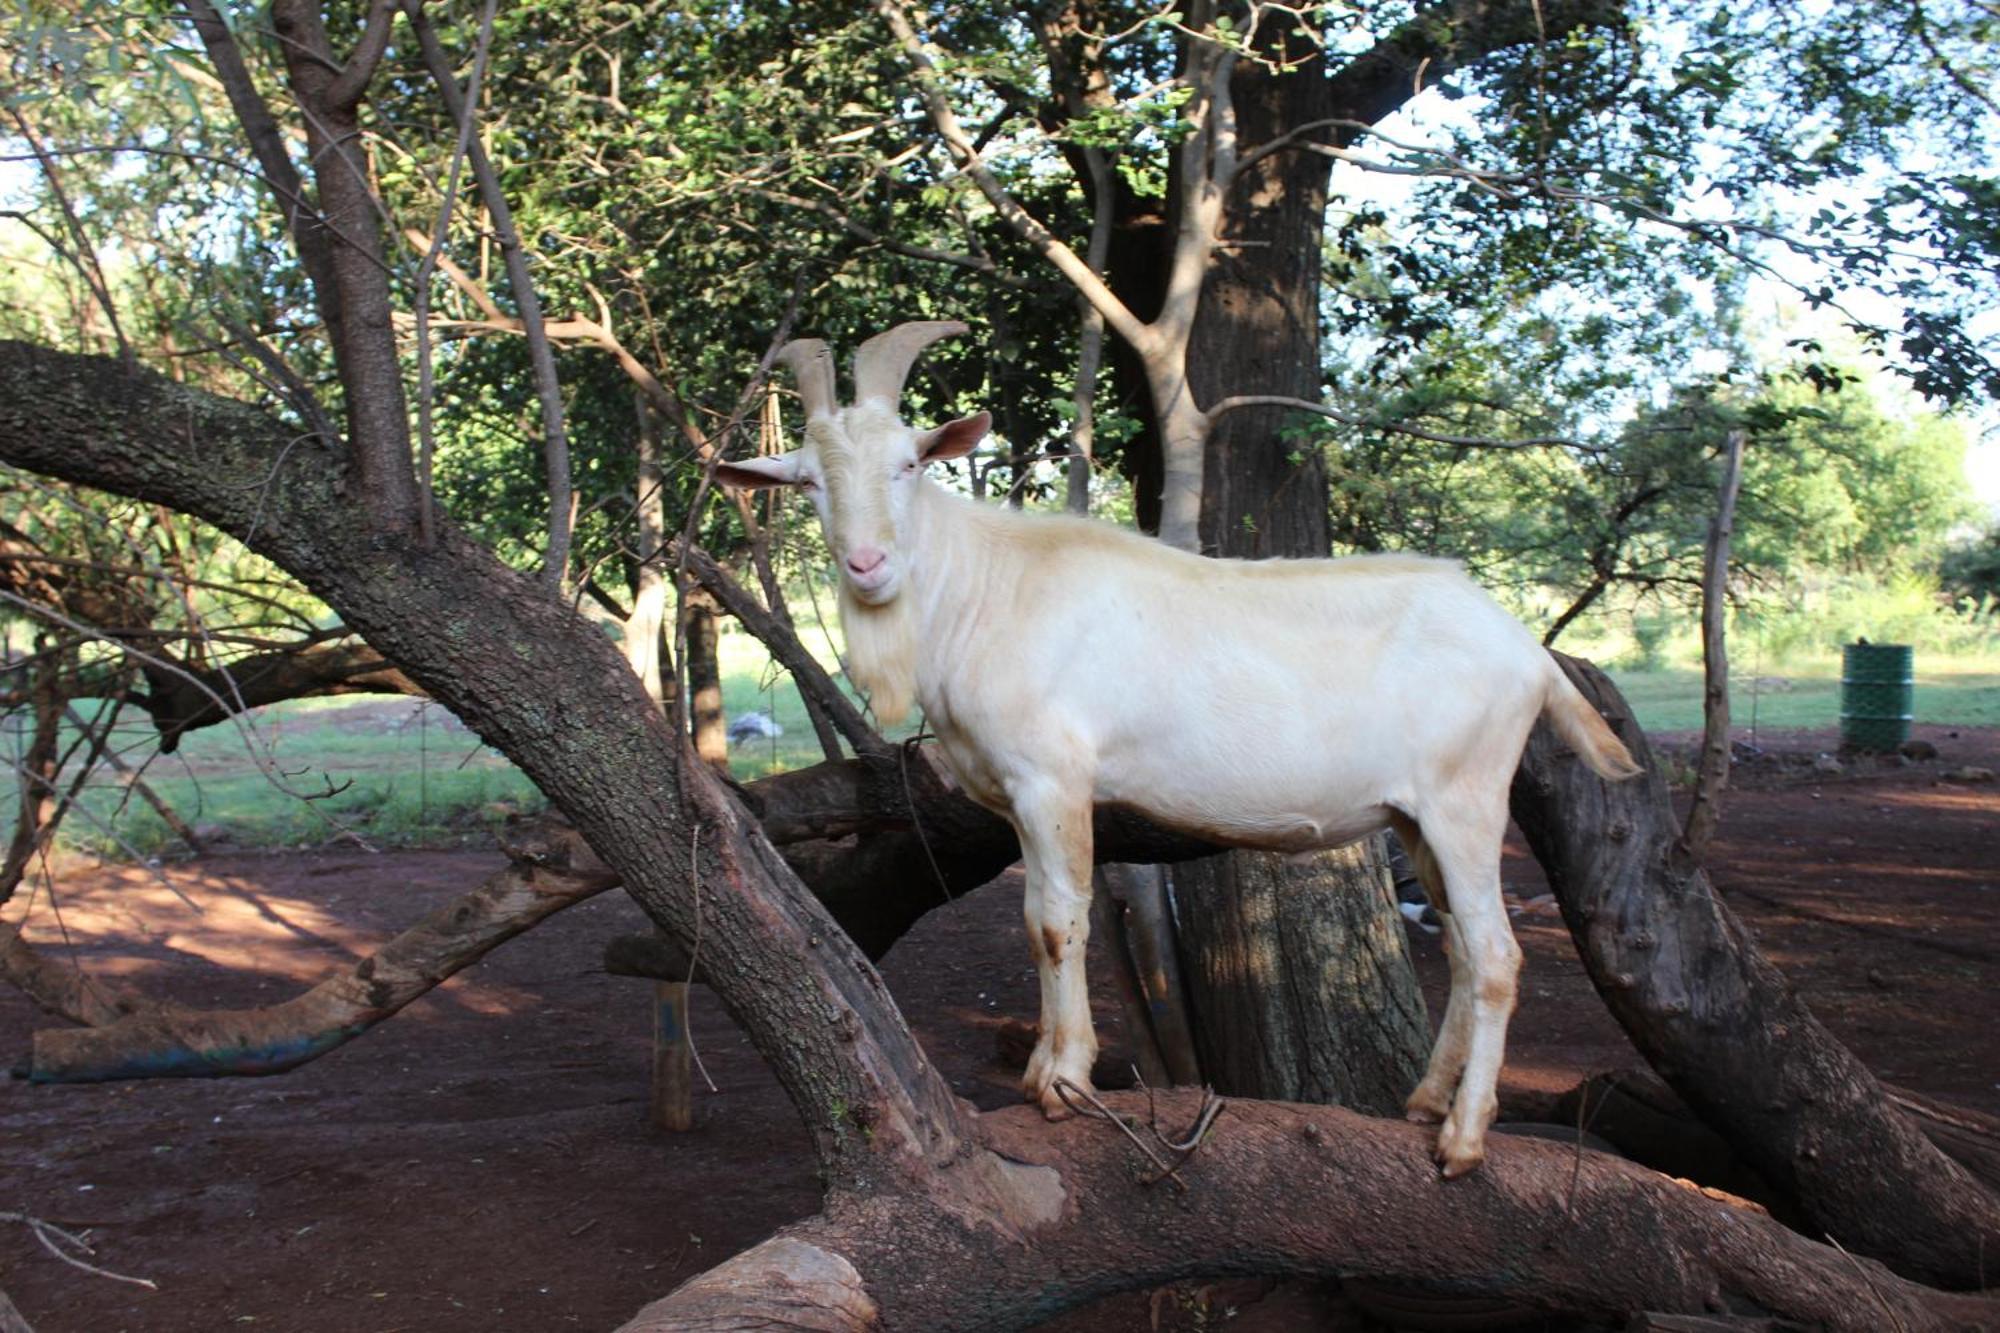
xmin=1203 ymin=393 xmax=1586 ymax=450
xmin=401 ymin=0 xmax=572 ymax=588
xmin=409 ymin=0 xmax=498 ymax=547
xmin=871 ymin=0 xmax=1153 ymax=355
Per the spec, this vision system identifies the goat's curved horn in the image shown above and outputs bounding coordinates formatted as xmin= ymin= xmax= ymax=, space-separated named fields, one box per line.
xmin=774 ymin=339 xmax=837 ymax=418
xmin=852 ymin=321 xmax=968 ymax=406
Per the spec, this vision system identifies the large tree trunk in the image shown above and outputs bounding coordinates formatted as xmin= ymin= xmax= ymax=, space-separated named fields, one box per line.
xmin=1168 ymin=21 xmax=1430 ymax=1111
xmin=1174 ymin=839 xmax=1428 ymax=1109
xmin=1187 ymin=26 xmax=1333 ymax=560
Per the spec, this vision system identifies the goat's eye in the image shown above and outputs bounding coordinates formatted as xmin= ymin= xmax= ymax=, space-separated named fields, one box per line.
xmin=800 ymin=476 xmax=821 ymax=492
xmin=898 ymin=460 xmax=919 ymax=477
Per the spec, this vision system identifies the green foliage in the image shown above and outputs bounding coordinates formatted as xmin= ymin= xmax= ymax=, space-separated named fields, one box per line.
xmin=1940 ymin=527 xmax=2000 ymax=610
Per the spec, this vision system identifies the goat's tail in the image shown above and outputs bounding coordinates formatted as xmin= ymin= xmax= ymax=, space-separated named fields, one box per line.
xmin=1542 ymin=662 xmax=1644 ymax=782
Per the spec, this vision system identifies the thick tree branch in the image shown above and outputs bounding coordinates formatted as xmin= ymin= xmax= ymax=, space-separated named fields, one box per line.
xmin=321 ymin=0 xmax=398 ymax=110
xmin=1321 ymin=0 xmax=1626 ymax=143
xmin=1513 ymin=653 xmax=2000 ymax=1287
xmin=265 ymin=0 xmax=421 ymax=528
xmin=139 ymin=637 xmax=420 ymax=749
xmin=1203 ymin=392 xmax=1583 ymax=448
xmin=622 ymin=1093 xmax=1999 ymax=1331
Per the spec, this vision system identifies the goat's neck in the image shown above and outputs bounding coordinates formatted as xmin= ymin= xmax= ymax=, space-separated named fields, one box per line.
xmin=836 ymin=481 xmax=986 ymax=727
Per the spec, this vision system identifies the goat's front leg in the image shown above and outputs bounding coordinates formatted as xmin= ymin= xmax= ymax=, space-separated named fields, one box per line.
xmin=1009 ymin=777 xmax=1097 ymax=1120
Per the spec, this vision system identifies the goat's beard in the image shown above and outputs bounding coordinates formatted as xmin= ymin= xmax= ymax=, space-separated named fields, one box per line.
xmin=838 ymin=581 xmax=918 ymax=727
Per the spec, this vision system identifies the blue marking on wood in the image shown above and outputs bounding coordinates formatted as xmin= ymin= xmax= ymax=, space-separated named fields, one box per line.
xmin=30 ymin=1023 xmax=372 ymax=1084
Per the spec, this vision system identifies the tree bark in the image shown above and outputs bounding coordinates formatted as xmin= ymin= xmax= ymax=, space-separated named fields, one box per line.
xmin=1175 ymin=839 xmax=1428 ymax=1111
xmin=681 ymin=586 xmax=729 ymax=771
xmin=1188 ymin=22 xmax=1334 ymax=560
xmin=1512 ymin=653 xmax=2000 ymax=1288
xmin=262 ymin=0 xmax=419 ymax=530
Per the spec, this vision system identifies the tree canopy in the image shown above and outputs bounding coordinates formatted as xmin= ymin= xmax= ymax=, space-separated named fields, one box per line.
xmin=2 ymin=1 xmax=1998 ymax=1326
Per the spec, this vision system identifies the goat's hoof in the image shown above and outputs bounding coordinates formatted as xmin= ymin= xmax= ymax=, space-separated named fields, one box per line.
xmin=1036 ymin=1086 xmax=1078 ymax=1121
xmin=1433 ymin=1120 xmax=1485 ymax=1178
xmin=1436 ymin=1148 xmax=1485 ymax=1179
xmin=1404 ymin=1089 xmax=1450 ymax=1125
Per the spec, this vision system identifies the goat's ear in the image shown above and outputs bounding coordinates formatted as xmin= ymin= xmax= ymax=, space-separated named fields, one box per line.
xmin=917 ymin=411 xmax=991 ymax=463
xmin=713 ymin=453 xmax=803 ymax=490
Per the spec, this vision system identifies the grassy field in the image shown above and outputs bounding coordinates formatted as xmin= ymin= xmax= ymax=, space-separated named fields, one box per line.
xmin=27 ymin=697 xmax=539 ymax=856
xmin=1607 ymin=657 xmax=2000 ymax=734
xmin=19 ymin=627 xmax=1999 ymax=856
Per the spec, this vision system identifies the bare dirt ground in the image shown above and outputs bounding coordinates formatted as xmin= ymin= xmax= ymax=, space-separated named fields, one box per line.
xmin=2 ymin=724 xmax=1995 ymax=1332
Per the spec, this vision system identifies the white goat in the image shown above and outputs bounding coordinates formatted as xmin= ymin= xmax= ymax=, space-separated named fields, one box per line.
xmin=720 ymin=321 xmax=1641 ymax=1177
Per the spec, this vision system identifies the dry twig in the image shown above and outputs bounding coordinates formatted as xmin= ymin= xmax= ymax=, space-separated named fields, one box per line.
xmin=1 ymin=1211 xmax=156 ymax=1290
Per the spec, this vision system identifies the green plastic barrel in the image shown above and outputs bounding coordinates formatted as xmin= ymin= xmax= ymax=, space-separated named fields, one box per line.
xmin=1840 ymin=642 xmax=1914 ymax=752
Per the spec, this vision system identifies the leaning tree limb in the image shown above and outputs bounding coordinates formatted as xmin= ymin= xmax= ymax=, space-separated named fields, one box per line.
xmin=1512 ymin=652 xmax=2000 ymax=1289
xmin=671 ymin=538 xmax=882 ymax=756
xmin=14 ymin=820 xmax=617 ymax=1082
xmin=139 ymin=636 xmax=419 ymax=749
xmin=0 ymin=339 xmax=987 ymax=1200
xmin=1683 ymin=427 xmax=1746 ymax=856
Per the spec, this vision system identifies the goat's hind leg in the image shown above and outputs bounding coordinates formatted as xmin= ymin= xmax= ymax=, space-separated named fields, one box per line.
xmin=1390 ymin=815 xmax=1468 ymax=1126
xmin=1401 ymin=804 xmax=1521 ymax=1178
xmin=1008 ymin=777 xmax=1099 ymax=1120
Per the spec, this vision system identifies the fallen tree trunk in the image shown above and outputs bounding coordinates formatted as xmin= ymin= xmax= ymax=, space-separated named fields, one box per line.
xmin=1512 ymin=653 xmax=2000 ymax=1289
xmin=619 ymin=1093 xmax=2000 ymax=1332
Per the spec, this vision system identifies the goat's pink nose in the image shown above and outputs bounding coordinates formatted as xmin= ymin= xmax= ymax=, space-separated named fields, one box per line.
xmin=846 ymin=547 xmax=887 ymax=577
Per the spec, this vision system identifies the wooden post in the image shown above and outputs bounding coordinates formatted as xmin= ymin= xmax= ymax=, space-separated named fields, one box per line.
xmin=650 ymin=978 xmax=695 ymax=1132
xmin=1685 ymin=428 xmax=1747 ymax=857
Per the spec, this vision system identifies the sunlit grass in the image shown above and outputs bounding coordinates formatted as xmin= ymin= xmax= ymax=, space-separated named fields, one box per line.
xmin=1603 ymin=657 xmax=2000 ymax=735
xmin=14 ymin=698 xmax=539 ymax=858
